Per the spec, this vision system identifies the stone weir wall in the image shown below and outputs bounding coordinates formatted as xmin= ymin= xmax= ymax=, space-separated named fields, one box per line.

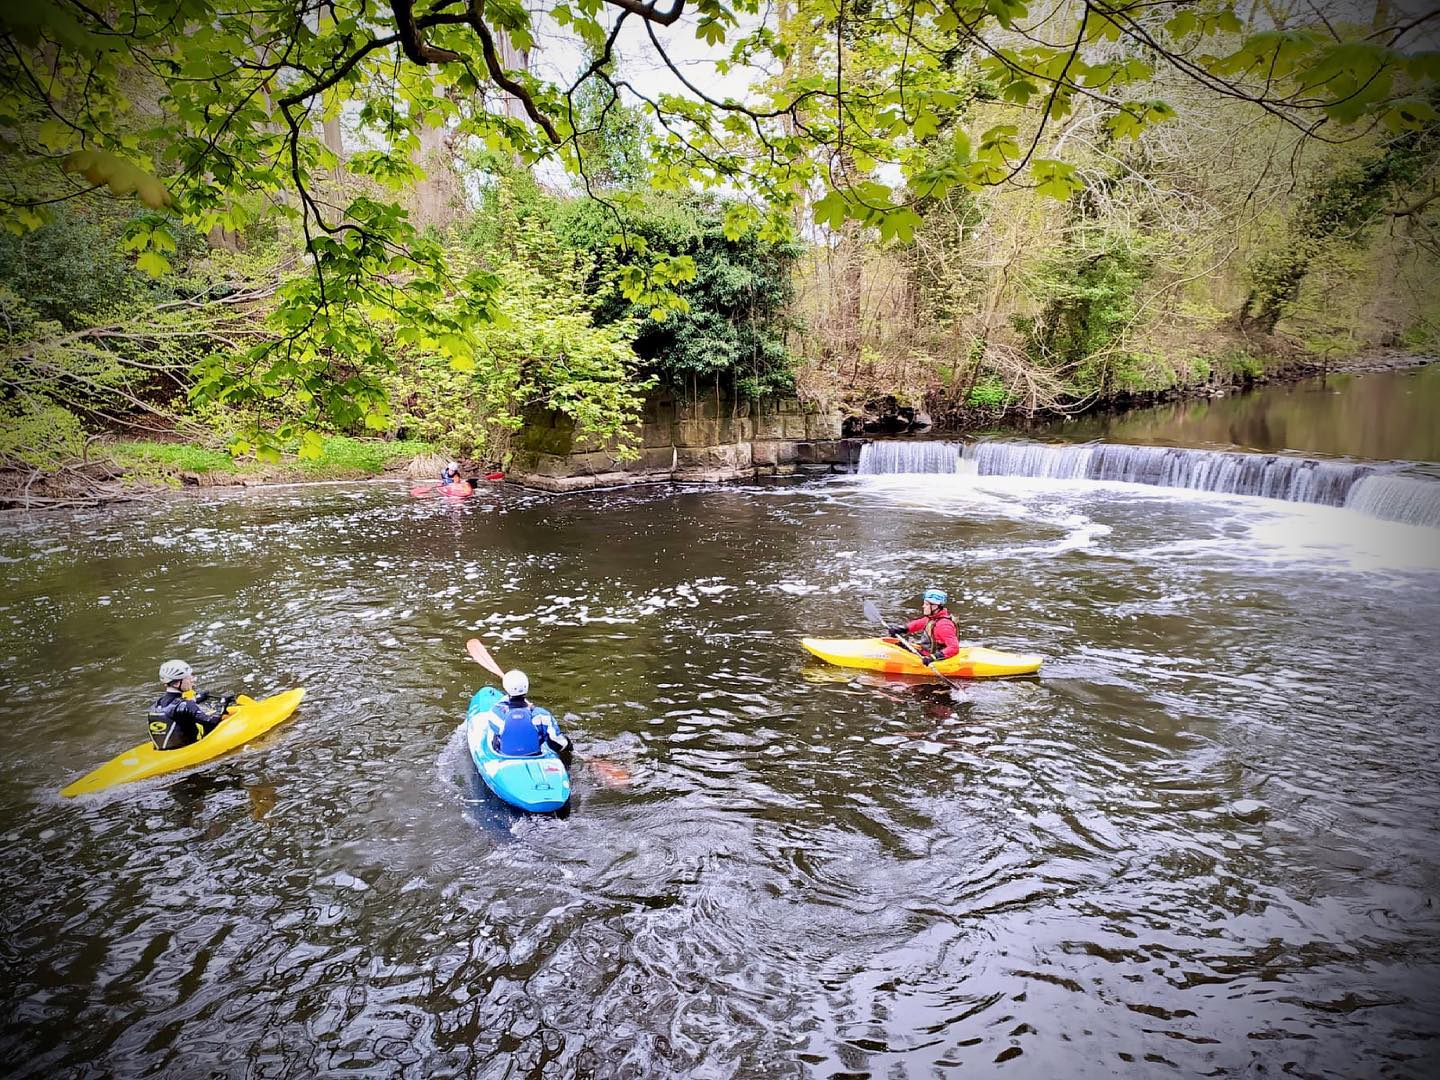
xmin=509 ymin=388 xmax=861 ymax=492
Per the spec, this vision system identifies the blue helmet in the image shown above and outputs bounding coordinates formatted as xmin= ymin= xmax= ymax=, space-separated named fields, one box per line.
xmin=923 ymin=587 xmax=947 ymax=605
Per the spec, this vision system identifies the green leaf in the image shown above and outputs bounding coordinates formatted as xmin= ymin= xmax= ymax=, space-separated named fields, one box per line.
xmin=876 ymin=207 xmax=923 ymax=244
xmin=1381 ymin=97 xmax=1439 ymax=133
xmin=812 ymin=190 xmax=850 ymax=230
xmin=1165 ymin=11 xmax=1198 ymax=40
xmin=1031 ymin=159 xmax=1082 ymax=201
xmin=297 ymin=431 xmax=325 ymax=460
xmin=135 ymin=250 xmax=171 ymax=277
xmin=912 ymin=110 xmax=941 ymax=141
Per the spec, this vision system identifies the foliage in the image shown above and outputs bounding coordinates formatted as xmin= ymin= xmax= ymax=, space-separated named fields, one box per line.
xmin=1019 ymin=231 xmax=1153 ymax=396
xmin=1241 ymin=124 xmax=1439 ymax=333
xmin=554 ymin=193 xmax=800 ymax=396
xmin=0 ymin=206 xmax=146 ymax=326
xmin=966 ymin=376 xmax=1009 ymax=409
xmin=393 ymin=213 xmax=651 ymax=461
xmin=110 ymin=436 xmax=433 ymax=483
xmin=569 ymin=69 xmax=652 ymax=190
xmin=1 ymin=1 xmax=1431 ymax=445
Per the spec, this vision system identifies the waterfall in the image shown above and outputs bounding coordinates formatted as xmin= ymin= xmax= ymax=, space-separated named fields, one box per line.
xmin=966 ymin=441 xmax=1094 ymax=480
xmin=1344 ymin=475 xmax=1440 ymax=528
xmin=962 ymin=440 xmax=1377 ymax=507
xmin=857 ymin=436 xmax=1440 ymax=527
xmin=858 ymin=441 xmax=961 ymax=474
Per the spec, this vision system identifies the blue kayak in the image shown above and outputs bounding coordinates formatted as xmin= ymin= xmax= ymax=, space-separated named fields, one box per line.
xmin=465 ymin=686 xmax=571 ymax=813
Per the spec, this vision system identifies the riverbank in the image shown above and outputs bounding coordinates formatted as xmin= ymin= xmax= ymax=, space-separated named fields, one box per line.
xmin=914 ymin=347 xmax=1436 ymax=436
xmin=4 ymin=350 xmax=1432 ymax=509
xmin=0 ymin=436 xmax=437 ymax=510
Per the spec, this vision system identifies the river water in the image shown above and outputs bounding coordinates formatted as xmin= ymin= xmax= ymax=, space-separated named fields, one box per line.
xmin=1016 ymin=363 xmax=1440 ymax=464
xmin=1 ymin=388 xmax=1438 ymax=1077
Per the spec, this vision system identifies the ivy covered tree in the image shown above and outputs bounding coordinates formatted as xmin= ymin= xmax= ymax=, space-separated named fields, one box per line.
xmin=555 ymin=193 xmax=801 ymax=398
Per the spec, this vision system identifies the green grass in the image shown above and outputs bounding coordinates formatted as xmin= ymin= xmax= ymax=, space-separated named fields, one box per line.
xmin=110 ymin=435 xmax=435 ymax=484
xmin=289 ymin=436 xmax=435 ymax=474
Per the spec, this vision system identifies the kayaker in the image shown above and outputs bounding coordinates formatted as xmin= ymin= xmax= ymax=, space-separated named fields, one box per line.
xmin=488 ymin=669 xmax=573 ymax=766
xmin=439 ymin=460 xmax=463 ymax=488
xmin=147 ymin=660 xmax=236 ymax=751
xmin=888 ymin=587 xmax=960 ymax=664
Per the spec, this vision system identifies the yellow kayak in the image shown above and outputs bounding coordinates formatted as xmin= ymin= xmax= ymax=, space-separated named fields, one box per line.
xmin=60 ymin=688 xmax=305 ymax=797
xmin=800 ymin=638 xmax=1042 ymax=678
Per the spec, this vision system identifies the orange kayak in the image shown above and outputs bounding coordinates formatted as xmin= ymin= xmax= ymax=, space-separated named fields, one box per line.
xmin=800 ymin=637 xmax=1042 ymax=678
xmin=410 ymin=481 xmax=474 ymax=498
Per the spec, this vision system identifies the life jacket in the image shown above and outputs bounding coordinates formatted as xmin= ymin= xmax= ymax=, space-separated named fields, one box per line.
xmin=917 ymin=609 xmax=957 ymax=652
xmin=147 ymin=691 xmax=212 ymax=750
xmin=492 ymin=700 xmax=544 ymax=756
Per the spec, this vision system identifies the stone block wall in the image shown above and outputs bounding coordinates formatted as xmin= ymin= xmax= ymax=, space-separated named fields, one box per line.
xmin=509 ymin=387 xmax=857 ymax=491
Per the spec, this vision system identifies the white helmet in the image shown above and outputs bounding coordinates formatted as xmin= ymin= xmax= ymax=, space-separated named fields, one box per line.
xmin=447 ymin=460 xmax=459 ymax=472
xmin=159 ymin=659 xmax=193 ymax=684
xmin=502 ymin=669 xmax=529 ymax=697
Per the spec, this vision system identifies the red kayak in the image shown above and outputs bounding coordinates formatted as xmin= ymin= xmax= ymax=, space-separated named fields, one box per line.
xmin=410 ymin=481 xmax=474 ymax=498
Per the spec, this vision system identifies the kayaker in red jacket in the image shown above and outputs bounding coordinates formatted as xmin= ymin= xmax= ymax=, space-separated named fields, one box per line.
xmin=888 ymin=587 xmax=960 ymax=664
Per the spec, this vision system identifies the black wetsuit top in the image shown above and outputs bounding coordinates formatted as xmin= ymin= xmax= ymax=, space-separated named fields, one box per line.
xmin=147 ymin=690 xmax=225 ymax=751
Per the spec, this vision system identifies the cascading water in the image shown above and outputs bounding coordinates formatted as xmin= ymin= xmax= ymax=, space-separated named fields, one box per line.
xmin=1344 ymin=474 xmax=1440 ymax=528
xmin=857 ymin=440 xmax=961 ymax=474
xmin=859 ymin=437 xmax=1440 ymax=527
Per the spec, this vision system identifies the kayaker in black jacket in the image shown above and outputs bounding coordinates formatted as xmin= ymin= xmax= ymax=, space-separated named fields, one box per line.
xmin=490 ymin=669 xmax=573 ymax=766
xmin=147 ymin=660 xmax=235 ymax=751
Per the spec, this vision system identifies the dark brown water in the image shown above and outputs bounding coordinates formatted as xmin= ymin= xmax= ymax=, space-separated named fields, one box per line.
xmin=1 ymin=471 xmax=1438 ymax=1077
xmin=1017 ymin=364 xmax=1440 ymax=463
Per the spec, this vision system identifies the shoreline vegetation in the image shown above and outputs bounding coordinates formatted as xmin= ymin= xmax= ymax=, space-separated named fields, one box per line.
xmin=0 ymin=437 xmax=437 ymax=511
xmin=3 ymin=4 xmax=1436 ymax=512
xmin=3 ymin=349 xmax=1428 ymax=512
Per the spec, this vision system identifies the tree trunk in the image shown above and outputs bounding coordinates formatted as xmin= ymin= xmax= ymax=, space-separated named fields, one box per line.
xmin=413 ymin=122 xmax=461 ymax=230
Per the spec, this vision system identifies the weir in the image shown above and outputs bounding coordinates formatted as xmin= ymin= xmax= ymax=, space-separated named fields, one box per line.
xmin=856 ymin=438 xmax=1440 ymax=527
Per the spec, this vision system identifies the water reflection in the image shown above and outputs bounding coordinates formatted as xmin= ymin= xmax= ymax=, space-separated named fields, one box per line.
xmin=1012 ymin=364 xmax=1440 ymax=462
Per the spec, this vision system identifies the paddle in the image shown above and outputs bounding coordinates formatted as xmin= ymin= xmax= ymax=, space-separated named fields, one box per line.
xmin=465 ymin=637 xmax=506 ymax=679
xmin=864 ymin=600 xmax=963 ymax=691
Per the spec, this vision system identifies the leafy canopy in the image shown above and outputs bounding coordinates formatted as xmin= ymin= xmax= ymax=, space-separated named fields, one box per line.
xmin=1 ymin=1 xmax=1435 ymax=442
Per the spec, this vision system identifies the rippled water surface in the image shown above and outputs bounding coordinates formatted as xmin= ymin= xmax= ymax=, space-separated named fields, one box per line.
xmin=2 ymin=474 xmax=1438 ymax=1077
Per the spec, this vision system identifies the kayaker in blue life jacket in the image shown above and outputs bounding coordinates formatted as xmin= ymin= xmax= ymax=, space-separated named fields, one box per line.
xmin=488 ymin=669 xmax=573 ymax=766
xmin=147 ymin=660 xmax=236 ymax=751
xmin=887 ymin=587 xmax=961 ymax=664
xmin=439 ymin=460 xmax=463 ymax=488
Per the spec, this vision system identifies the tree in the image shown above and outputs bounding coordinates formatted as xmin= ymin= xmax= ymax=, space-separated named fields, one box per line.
xmin=1 ymin=2 xmax=1435 ymax=448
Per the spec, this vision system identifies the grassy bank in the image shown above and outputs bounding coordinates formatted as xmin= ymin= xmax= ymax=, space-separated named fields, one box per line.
xmin=108 ymin=436 xmax=436 ymax=486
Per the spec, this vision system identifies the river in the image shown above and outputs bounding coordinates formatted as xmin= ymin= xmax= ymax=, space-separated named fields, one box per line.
xmin=1 ymin=375 xmax=1438 ymax=1077
xmin=1011 ymin=362 xmax=1440 ymax=465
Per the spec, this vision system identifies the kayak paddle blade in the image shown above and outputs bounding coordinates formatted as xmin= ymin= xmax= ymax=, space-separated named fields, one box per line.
xmin=466 ymin=637 xmax=506 ymax=678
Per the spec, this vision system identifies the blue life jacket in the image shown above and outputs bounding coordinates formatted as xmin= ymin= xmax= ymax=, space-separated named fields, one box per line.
xmin=493 ymin=701 xmax=544 ymax=756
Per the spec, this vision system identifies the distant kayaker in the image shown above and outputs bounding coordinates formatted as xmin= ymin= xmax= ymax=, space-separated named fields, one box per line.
xmin=888 ymin=587 xmax=960 ymax=664
xmin=487 ymin=669 xmax=573 ymax=766
xmin=439 ymin=460 xmax=463 ymax=488
xmin=147 ymin=660 xmax=235 ymax=751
